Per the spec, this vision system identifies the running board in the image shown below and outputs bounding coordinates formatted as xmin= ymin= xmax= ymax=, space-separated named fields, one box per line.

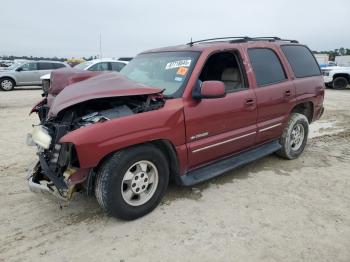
xmin=180 ymin=140 xmax=281 ymax=186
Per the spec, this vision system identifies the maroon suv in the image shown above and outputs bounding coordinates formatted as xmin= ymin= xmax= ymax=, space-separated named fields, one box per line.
xmin=27 ymin=37 xmax=325 ymax=220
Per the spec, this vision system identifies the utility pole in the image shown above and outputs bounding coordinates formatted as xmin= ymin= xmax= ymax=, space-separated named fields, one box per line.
xmin=99 ymin=33 xmax=102 ymax=59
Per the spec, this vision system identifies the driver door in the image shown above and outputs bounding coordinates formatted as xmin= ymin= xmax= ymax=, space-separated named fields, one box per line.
xmin=16 ymin=62 xmax=39 ymax=85
xmin=184 ymin=51 xmax=257 ymax=169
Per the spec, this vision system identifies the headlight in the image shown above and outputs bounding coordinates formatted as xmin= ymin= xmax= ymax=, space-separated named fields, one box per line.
xmin=30 ymin=126 xmax=52 ymax=149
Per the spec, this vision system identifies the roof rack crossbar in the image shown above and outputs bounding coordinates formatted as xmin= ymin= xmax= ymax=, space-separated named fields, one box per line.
xmin=187 ymin=36 xmax=298 ymax=45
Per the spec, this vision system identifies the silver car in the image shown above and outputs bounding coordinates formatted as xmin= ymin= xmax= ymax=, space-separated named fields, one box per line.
xmin=0 ymin=61 xmax=69 ymax=91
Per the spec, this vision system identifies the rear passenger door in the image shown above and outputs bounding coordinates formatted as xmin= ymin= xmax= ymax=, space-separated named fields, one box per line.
xmin=247 ymin=48 xmax=295 ymax=144
xmin=37 ymin=62 xmax=56 ymax=83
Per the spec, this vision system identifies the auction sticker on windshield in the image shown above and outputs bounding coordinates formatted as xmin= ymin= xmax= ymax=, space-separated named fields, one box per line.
xmin=165 ymin=59 xmax=191 ymax=70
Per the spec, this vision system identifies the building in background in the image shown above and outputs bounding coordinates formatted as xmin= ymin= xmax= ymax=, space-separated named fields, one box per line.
xmin=335 ymin=55 xmax=350 ymax=67
xmin=314 ymin=54 xmax=329 ymax=67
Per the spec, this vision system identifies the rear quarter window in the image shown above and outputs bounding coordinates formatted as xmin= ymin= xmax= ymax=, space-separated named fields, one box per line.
xmin=281 ymin=45 xmax=321 ymax=78
xmin=38 ymin=62 xmax=59 ymax=70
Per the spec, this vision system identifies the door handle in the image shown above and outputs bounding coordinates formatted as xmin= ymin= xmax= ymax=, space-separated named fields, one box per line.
xmin=245 ymin=98 xmax=255 ymax=106
xmin=284 ymin=90 xmax=291 ymax=97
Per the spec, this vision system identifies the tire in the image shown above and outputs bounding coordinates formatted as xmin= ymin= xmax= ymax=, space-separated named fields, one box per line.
xmin=95 ymin=144 xmax=169 ymax=220
xmin=276 ymin=113 xmax=309 ymax=160
xmin=332 ymin=76 xmax=348 ymax=90
xmin=0 ymin=78 xmax=15 ymax=91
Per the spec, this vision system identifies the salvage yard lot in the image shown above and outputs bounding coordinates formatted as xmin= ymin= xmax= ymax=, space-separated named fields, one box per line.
xmin=0 ymin=88 xmax=350 ymax=262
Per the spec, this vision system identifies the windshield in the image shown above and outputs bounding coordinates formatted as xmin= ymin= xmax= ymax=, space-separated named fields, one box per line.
xmin=74 ymin=61 xmax=94 ymax=70
xmin=120 ymin=51 xmax=200 ymax=97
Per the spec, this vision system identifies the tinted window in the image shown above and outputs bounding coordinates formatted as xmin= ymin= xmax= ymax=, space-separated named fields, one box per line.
xmin=111 ymin=62 xmax=126 ymax=72
xmin=248 ymin=48 xmax=286 ymax=86
xmin=281 ymin=45 xmax=321 ymax=78
xmin=89 ymin=62 xmax=110 ymax=71
xmin=20 ymin=62 xmax=38 ymax=71
xmin=53 ymin=63 xmax=66 ymax=69
xmin=38 ymin=62 xmax=55 ymax=70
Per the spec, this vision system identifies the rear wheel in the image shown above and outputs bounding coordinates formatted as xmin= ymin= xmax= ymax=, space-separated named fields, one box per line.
xmin=0 ymin=78 xmax=15 ymax=91
xmin=276 ymin=113 xmax=309 ymax=160
xmin=95 ymin=144 xmax=169 ymax=220
xmin=333 ymin=76 xmax=348 ymax=90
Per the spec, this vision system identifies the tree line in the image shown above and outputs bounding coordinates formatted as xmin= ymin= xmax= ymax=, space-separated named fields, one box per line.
xmin=2 ymin=48 xmax=350 ymax=62
xmin=313 ymin=48 xmax=350 ymax=60
xmin=0 ymin=55 xmax=99 ymax=62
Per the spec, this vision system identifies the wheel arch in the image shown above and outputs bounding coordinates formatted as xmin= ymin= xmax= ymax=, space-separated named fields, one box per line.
xmin=90 ymin=139 xmax=180 ymax=187
xmin=333 ymin=73 xmax=350 ymax=82
xmin=0 ymin=76 xmax=17 ymax=85
xmin=290 ymin=101 xmax=314 ymax=123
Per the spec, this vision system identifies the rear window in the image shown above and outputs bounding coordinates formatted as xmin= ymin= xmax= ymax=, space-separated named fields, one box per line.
xmin=281 ymin=45 xmax=321 ymax=78
xmin=248 ymin=48 xmax=286 ymax=86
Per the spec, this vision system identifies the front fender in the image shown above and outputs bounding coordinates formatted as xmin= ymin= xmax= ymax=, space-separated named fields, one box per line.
xmin=59 ymin=99 xmax=186 ymax=168
xmin=29 ymin=98 xmax=47 ymax=115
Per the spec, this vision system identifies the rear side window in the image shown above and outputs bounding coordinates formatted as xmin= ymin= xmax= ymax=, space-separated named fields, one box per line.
xmin=38 ymin=62 xmax=55 ymax=70
xmin=281 ymin=45 xmax=321 ymax=78
xmin=53 ymin=63 xmax=66 ymax=69
xmin=248 ymin=48 xmax=286 ymax=86
xmin=89 ymin=62 xmax=110 ymax=71
xmin=111 ymin=62 xmax=126 ymax=72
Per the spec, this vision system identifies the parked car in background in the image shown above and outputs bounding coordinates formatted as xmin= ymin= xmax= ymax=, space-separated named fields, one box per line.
xmin=0 ymin=60 xmax=14 ymax=69
xmin=0 ymin=61 xmax=69 ymax=91
xmin=322 ymin=66 xmax=350 ymax=89
xmin=40 ymin=59 xmax=128 ymax=93
xmin=28 ymin=37 xmax=324 ymax=220
xmin=73 ymin=59 xmax=128 ymax=71
xmin=118 ymin=57 xmax=133 ymax=62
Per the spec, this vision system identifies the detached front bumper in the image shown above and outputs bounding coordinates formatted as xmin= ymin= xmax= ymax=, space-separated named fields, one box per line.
xmin=27 ymin=160 xmax=68 ymax=201
xmin=27 ymin=155 xmax=91 ymax=201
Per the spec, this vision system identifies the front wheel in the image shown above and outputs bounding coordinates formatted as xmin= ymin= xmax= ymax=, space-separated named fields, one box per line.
xmin=276 ymin=113 xmax=309 ymax=160
xmin=95 ymin=144 xmax=169 ymax=220
xmin=0 ymin=78 xmax=15 ymax=91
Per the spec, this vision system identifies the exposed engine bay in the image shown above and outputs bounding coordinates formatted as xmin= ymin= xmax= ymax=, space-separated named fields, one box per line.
xmin=28 ymin=94 xmax=165 ymax=200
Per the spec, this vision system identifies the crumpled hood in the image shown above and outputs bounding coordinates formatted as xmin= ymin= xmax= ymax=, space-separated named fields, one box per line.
xmin=49 ymin=68 xmax=102 ymax=96
xmin=48 ymin=72 xmax=162 ymax=118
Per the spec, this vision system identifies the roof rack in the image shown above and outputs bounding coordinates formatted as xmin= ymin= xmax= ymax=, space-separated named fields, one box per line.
xmin=187 ymin=36 xmax=298 ymax=46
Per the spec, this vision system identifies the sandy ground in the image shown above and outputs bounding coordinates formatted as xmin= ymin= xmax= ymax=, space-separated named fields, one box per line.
xmin=0 ymin=87 xmax=350 ymax=262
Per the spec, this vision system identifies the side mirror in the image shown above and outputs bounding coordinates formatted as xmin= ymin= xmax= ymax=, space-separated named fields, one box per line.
xmin=193 ymin=80 xmax=226 ymax=99
xmin=16 ymin=67 xmax=23 ymax=72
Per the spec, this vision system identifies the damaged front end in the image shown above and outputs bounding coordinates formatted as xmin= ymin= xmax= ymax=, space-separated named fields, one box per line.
xmin=27 ymin=72 xmax=164 ymax=201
